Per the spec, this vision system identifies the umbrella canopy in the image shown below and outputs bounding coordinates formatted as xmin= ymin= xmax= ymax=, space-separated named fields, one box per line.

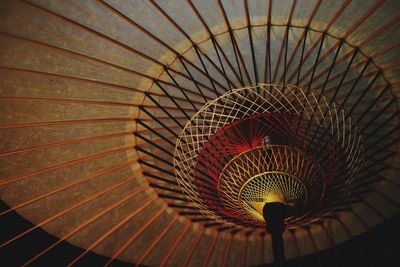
xmin=1 ymin=0 xmax=399 ymax=266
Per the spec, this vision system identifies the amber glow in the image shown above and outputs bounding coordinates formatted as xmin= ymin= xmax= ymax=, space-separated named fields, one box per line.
xmin=174 ymin=84 xmax=363 ymax=228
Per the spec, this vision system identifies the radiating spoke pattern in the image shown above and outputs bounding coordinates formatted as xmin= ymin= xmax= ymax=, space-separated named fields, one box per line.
xmin=174 ymin=84 xmax=362 ymax=230
xmin=0 ymin=0 xmax=399 ymax=265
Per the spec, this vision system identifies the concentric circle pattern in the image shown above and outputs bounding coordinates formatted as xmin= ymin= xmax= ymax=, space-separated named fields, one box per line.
xmin=239 ymin=171 xmax=307 ymax=221
xmin=221 ymin=146 xmax=321 ymax=226
xmin=174 ymin=84 xmax=363 ymax=229
xmin=1 ymin=1 xmax=400 ymax=266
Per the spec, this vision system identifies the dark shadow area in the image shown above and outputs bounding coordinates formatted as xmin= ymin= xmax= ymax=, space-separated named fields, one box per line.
xmin=1 ymin=199 xmax=399 ymax=267
xmin=257 ymin=212 xmax=400 ymax=267
xmin=0 ymin=200 xmax=146 ymax=267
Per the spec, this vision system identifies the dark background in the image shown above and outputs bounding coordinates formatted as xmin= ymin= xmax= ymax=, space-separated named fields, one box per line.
xmin=1 ymin=199 xmax=399 ymax=267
